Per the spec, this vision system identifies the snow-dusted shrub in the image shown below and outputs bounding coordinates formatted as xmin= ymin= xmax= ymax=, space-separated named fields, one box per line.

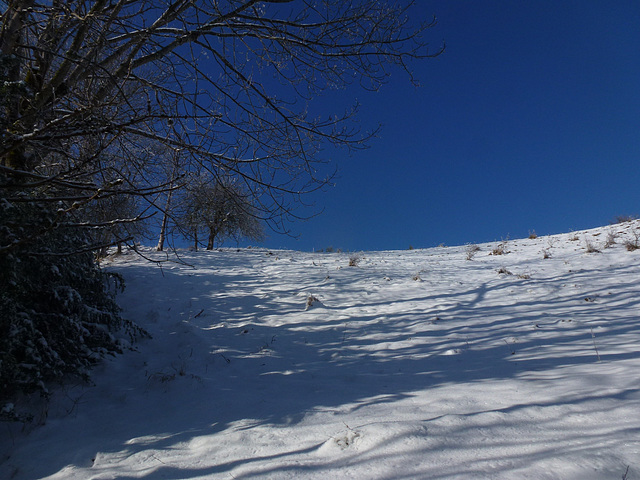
xmin=611 ymin=214 xmax=638 ymax=224
xmin=491 ymin=244 xmax=506 ymax=255
xmin=466 ymin=243 xmax=480 ymax=260
xmin=604 ymin=230 xmax=618 ymax=249
xmin=0 ymin=197 xmax=146 ymax=408
xmin=584 ymin=237 xmax=601 ymax=253
xmin=625 ymin=230 xmax=640 ymax=251
xmin=490 ymin=237 xmax=510 ymax=256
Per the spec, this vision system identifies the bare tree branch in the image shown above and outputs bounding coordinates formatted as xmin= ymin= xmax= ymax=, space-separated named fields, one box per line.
xmin=1 ymin=0 xmax=441 ymax=253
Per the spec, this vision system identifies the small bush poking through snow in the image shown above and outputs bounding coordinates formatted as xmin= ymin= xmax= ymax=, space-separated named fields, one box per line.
xmin=611 ymin=214 xmax=638 ymax=224
xmin=604 ymin=230 xmax=618 ymax=249
xmin=466 ymin=244 xmax=481 ymax=261
xmin=528 ymin=230 xmax=537 ymax=239
xmin=491 ymin=242 xmax=509 ymax=256
xmin=584 ymin=237 xmax=601 ymax=253
xmin=348 ymin=255 xmax=360 ymax=267
xmin=626 ymin=243 xmax=640 ymax=252
xmin=497 ymin=267 xmax=513 ymax=275
xmin=625 ymin=230 xmax=640 ymax=251
xmin=490 ymin=237 xmax=510 ymax=256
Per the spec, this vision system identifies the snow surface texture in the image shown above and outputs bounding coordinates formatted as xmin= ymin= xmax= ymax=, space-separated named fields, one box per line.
xmin=2 ymin=223 xmax=640 ymax=479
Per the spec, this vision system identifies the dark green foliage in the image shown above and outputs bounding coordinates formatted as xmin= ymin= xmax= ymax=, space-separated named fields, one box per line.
xmin=0 ymin=195 xmax=146 ymax=405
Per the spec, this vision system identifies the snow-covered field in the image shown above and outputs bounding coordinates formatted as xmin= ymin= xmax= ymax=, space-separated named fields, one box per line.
xmin=2 ymin=223 xmax=640 ymax=479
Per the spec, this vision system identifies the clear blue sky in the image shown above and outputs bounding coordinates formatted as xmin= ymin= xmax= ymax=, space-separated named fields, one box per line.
xmin=261 ymin=1 xmax=640 ymax=252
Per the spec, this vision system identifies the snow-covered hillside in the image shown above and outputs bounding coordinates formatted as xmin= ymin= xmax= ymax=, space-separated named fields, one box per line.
xmin=3 ymin=223 xmax=640 ymax=479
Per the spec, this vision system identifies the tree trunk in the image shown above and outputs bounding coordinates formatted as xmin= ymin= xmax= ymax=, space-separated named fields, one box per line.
xmin=156 ymin=190 xmax=173 ymax=251
xmin=1 ymin=2 xmax=34 ymax=171
xmin=207 ymin=228 xmax=215 ymax=250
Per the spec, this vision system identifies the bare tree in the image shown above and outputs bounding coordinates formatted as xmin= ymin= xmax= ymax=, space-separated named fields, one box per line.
xmin=178 ymin=174 xmax=264 ymax=250
xmin=1 ymin=0 xmax=442 ymax=252
xmin=155 ymin=147 xmax=188 ymax=251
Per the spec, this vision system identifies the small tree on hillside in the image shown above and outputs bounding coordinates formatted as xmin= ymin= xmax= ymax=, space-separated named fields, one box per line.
xmin=83 ymin=193 xmax=150 ymax=257
xmin=179 ymin=176 xmax=264 ymax=250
